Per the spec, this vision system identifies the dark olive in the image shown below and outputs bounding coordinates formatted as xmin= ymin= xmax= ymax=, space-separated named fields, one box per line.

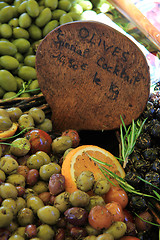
xmin=64 ymin=207 xmax=88 ymax=226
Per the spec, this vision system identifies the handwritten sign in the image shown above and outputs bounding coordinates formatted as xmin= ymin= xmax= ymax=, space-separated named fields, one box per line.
xmin=36 ymin=21 xmax=150 ymax=131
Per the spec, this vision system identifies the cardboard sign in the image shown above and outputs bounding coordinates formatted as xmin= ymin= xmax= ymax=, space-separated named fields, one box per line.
xmin=36 ymin=21 xmax=150 ymax=131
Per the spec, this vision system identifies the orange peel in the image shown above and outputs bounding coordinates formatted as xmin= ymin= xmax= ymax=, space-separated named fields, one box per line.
xmin=0 ymin=123 xmax=18 ymax=140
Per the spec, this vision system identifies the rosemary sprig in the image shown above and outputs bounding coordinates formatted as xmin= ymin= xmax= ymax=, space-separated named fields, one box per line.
xmin=120 ymin=116 xmax=147 ymax=168
xmin=87 ymin=153 xmax=160 ymax=202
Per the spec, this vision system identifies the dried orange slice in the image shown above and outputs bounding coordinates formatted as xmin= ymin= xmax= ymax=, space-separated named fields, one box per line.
xmin=0 ymin=123 xmax=18 ymax=140
xmin=61 ymin=145 xmax=125 ymax=193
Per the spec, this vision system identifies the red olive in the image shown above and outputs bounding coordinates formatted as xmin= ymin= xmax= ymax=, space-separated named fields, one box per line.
xmin=49 ymin=174 xmax=65 ymax=196
xmin=26 ymin=169 xmax=39 ymax=186
xmin=25 ymin=224 xmax=37 ymax=238
xmin=25 ymin=129 xmax=52 ymax=154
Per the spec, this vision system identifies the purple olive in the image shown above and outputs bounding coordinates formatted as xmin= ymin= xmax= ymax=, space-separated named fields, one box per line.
xmin=64 ymin=207 xmax=88 ymax=226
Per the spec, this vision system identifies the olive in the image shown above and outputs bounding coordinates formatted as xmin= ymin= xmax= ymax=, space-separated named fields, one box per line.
xmin=13 ymin=226 xmax=26 ymax=238
xmin=36 ymin=151 xmax=51 ymax=164
xmin=85 ymin=195 xmax=105 ymax=212
xmin=48 ymin=173 xmax=65 ymax=195
xmin=0 ymin=108 xmax=10 ymax=117
xmin=23 ymin=188 xmax=38 ymax=201
xmin=85 ymin=224 xmax=100 ymax=236
xmin=37 ymin=118 xmax=53 ymax=132
xmin=37 ymin=206 xmax=60 ymax=225
xmin=18 ymin=114 xmax=35 ymax=131
xmin=6 ymin=173 xmax=26 ymax=188
xmin=6 ymin=107 xmax=23 ymax=122
xmin=18 ymin=208 xmax=34 ymax=226
xmin=76 ymin=171 xmax=95 ymax=192
xmin=64 ymin=207 xmax=88 ymax=226
xmin=8 ymin=234 xmax=25 ymax=240
xmin=0 ymin=182 xmax=18 ymax=199
xmin=8 ymin=221 xmax=19 ymax=233
xmin=51 ymin=136 xmax=72 ymax=154
xmin=39 ymin=162 xmax=61 ymax=181
xmin=0 ymin=156 xmax=18 ymax=174
xmin=27 ymin=154 xmax=44 ymax=170
xmin=26 ymin=196 xmax=44 ymax=214
xmin=0 ymin=169 xmax=6 ymax=181
xmin=2 ymin=198 xmax=17 ymax=216
xmin=0 ymin=55 xmax=19 ymax=70
xmin=25 ymin=224 xmax=37 ymax=239
xmin=104 ymin=221 xmax=127 ymax=239
xmin=0 ymin=206 xmax=13 ymax=227
xmin=0 ymin=115 xmax=12 ymax=131
xmin=70 ymin=226 xmax=87 ymax=239
xmin=96 ymin=233 xmax=114 ymax=240
xmin=28 ymin=107 xmax=45 ymax=124
xmin=69 ymin=190 xmax=90 ymax=207
xmin=54 ymin=191 xmax=71 ymax=212
xmin=16 ymin=197 xmax=26 ymax=212
xmin=10 ymin=138 xmax=31 ymax=157
xmin=26 ymin=169 xmax=39 ymax=186
xmin=93 ymin=178 xmax=110 ymax=195
xmin=3 ymin=91 xmax=17 ymax=100
xmin=83 ymin=236 xmax=97 ymax=240
xmin=37 ymin=224 xmax=55 ymax=240
xmin=32 ymin=180 xmax=48 ymax=194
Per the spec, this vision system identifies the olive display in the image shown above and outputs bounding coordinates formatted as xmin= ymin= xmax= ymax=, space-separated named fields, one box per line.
xmin=0 ymin=0 xmax=106 ymax=100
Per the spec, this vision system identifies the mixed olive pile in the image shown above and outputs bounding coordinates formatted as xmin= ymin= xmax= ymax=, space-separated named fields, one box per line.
xmin=0 ymin=0 xmax=112 ymax=100
xmin=0 ymin=105 xmax=158 ymax=240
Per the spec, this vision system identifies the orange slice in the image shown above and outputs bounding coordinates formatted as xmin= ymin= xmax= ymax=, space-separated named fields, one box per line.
xmin=0 ymin=123 xmax=18 ymax=140
xmin=61 ymin=145 xmax=125 ymax=193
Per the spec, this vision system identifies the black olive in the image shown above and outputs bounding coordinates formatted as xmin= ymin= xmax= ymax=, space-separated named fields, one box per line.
xmin=142 ymin=148 xmax=159 ymax=161
xmin=142 ymin=101 xmax=155 ymax=119
xmin=155 ymin=108 xmax=160 ymax=120
xmin=124 ymin=172 xmax=141 ymax=187
xmin=151 ymin=122 xmax=160 ymax=138
xmin=145 ymin=171 xmax=160 ymax=194
xmin=129 ymin=195 xmax=147 ymax=212
xmin=136 ymin=133 xmax=152 ymax=150
xmin=150 ymin=159 xmax=160 ymax=173
xmin=134 ymin=159 xmax=150 ymax=174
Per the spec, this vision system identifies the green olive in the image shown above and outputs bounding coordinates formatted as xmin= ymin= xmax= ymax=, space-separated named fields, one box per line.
xmin=42 ymin=19 xmax=59 ymax=37
xmin=58 ymin=0 xmax=71 ymax=11
xmin=36 ymin=151 xmax=51 ymax=164
xmin=76 ymin=171 xmax=95 ymax=192
xmin=18 ymin=113 xmax=35 ymax=130
xmin=19 ymin=12 xmax=32 ymax=28
xmin=8 ymin=221 xmax=19 ymax=233
xmin=0 ymin=169 xmax=6 ymax=181
xmin=69 ymin=190 xmax=90 ymax=207
xmin=14 ymin=226 xmax=26 ymax=238
xmin=35 ymin=7 xmax=52 ymax=27
xmin=0 ymin=206 xmax=13 ymax=227
xmin=0 ymin=86 xmax=6 ymax=98
xmin=19 ymin=93 xmax=31 ymax=98
xmin=16 ymin=197 xmax=26 ymax=212
xmin=0 ymin=70 xmax=17 ymax=92
xmin=13 ymin=27 xmax=29 ymax=39
xmin=12 ymin=38 xmax=30 ymax=53
xmin=10 ymin=138 xmax=31 ymax=157
xmin=0 ymin=183 xmax=18 ymax=199
xmin=17 ymin=1 xmax=27 ymax=14
xmin=37 ymin=224 xmax=55 ymax=240
xmin=28 ymin=24 xmax=42 ymax=40
xmin=0 ymin=6 xmax=14 ymax=23
xmin=32 ymin=180 xmax=48 ymax=194
xmin=96 ymin=233 xmax=114 ymax=240
xmin=83 ymin=236 xmax=97 ymax=240
xmin=26 ymin=0 xmax=40 ymax=18
xmin=0 ymin=40 xmax=17 ymax=56
xmin=52 ymin=9 xmax=66 ymax=20
xmin=51 ymin=136 xmax=72 ymax=154
xmin=85 ymin=195 xmax=105 ymax=212
xmin=0 ymin=156 xmax=19 ymax=174
xmin=79 ymin=0 xmax=93 ymax=10
xmin=6 ymin=107 xmax=23 ymax=122
xmin=104 ymin=222 xmax=127 ymax=239
xmin=93 ymin=178 xmax=110 ymax=195
xmin=85 ymin=224 xmax=100 ymax=236
xmin=37 ymin=206 xmax=60 ymax=225
xmin=0 ymin=108 xmax=10 ymax=117
xmin=59 ymin=13 xmax=73 ymax=25
xmin=70 ymin=4 xmax=83 ymax=14
xmin=45 ymin=0 xmax=58 ymax=10
xmin=2 ymin=198 xmax=17 ymax=216
xmin=0 ymin=116 xmax=12 ymax=131
xmin=37 ymin=118 xmax=53 ymax=132
xmin=23 ymin=188 xmax=38 ymax=201
xmin=14 ymin=53 xmax=24 ymax=63
xmin=39 ymin=162 xmax=61 ymax=181
xmin=3 ymin=91 xmax=17 ymax=100
xmin=28 ymin=107 xmax=45 ymax=124
xmin=24 ymin=55 xmax=35 ymax=67
xmin=8 ymin=18 xmax=19 ymax=27
xmin=0 ymin=23 xmax=12 ymax=38
xmin=0 ymin=55 xmax=19 ymax=70
xmin=18 ymin=66 xmax=37 ymax=81
xmin=54 ymin=191 xmax=70 ymax=212
xmin=27 ymin=154 xmax=44 ymax=169
xmin=27 ymin=196 xmax=44 ymax=214
xmin=17 ymin=207 xmax=34 ymax=226
xmin=6 ymin=174 xmax=26 ymax=188
xmin=8 ymin=234 xmax=25 ymax=240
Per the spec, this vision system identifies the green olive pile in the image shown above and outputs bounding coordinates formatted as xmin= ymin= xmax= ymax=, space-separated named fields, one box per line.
xmin=0 ymin=0 xmax=111 ymax=100
xmin=0 ymin=106 xmax=52 ymax=132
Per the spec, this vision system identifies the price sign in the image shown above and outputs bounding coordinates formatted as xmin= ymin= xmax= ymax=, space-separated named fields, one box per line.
xmin=36 ymin=21 xmax=150 ymax=131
